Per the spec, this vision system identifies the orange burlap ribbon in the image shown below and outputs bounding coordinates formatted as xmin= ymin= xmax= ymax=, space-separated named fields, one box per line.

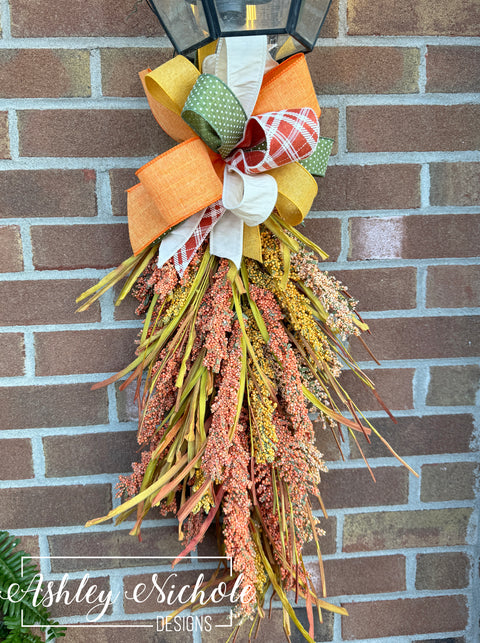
xmin=128 ymin=53 xmax=321 ymax=255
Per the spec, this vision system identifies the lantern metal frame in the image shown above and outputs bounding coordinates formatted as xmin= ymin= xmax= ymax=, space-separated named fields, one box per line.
xmin=145 ymin=0 xmax=333 ymax=58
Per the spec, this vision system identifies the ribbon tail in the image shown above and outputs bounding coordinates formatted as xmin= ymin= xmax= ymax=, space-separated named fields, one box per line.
xmin=214 ymin=36 xmax=270 ymax=117
xmin=210 ymin=211 xmax=244 ymax=269
xmin=158 ymin=203 xmax=223 ymax=275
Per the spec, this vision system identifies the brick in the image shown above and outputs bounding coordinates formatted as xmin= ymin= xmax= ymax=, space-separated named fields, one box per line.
xmin=0 ymin=169 xmax=97 ymax=218
xmin=352 ymin=317 xmax=480 ymax=361
xmin=48 ymin=526 xmax=189 ymax=572
xmin=44 ymin=430 xmax=138 ymax=477
xmin=11 ymin=0 xmax=163 ymax=37
xmin=0 ymin=484 xmax=111 ymax=529
xmin=309 ymin=47 xmax=419 ymax=94
xmin=347 ymin=0 xmax=480 ymax=36
xmin=303 ymin=516 xmax=337 ymax=556
xmin=318 ymin=107 xmax=338 ymax=155
xmin=116 ymin=381 xmax=138 ymax=423
xmin=340 ymin=368 xmax=414 ymax=411
xmin=421 ymin=462 xmax=477 ymax=502
xmin=427 ymin=265 xmax=480 ymax=308
xmin=426 ymin=47 xmax=480 ymax=93
xmin=0 ymin=438 xmax=33 ymax=479
xmin=313 ymin=164 xmax=421 ymax=211
xmin=430 ymin=162 xmax=480 ymax=207
xmin=0 ymin=279 xmax=100 ymax=326
xmin=347 ymin=105 xmax=480 ymax=152
xmin=313 ymin=466 xmax=408 ymax=510
xmin=0 ymin=383 xmax=108 ymax=430
xmin=63 ymin=621 xmax=176 ymax=643
xmin=0 ymin=49 xmax=90 ymax=98
xmin=349 ymin=414 xmax=475 ymax=459
xmin=318 ymin=0 xmax=338 ymax=38
xmin=332 ymin=268 xmax=417 ymax=311
xmin=35 ymin=328 xmax=138 ymax=376
xmin=427 ymin=365 xmax=480 ymax=406
xmin=113 ymin=284 xmax=140 ymax=321
xmin=313 ymin=418 xmax=344 ymax=461
xmin=205 ymin=609 xmax=334 ymax=642
xmin=308 ymin=554 xmax=406 ymax=597
xmin=48 ymin=576 xmax=111 ymax=619
xmin=350 ymin=214 xmax=480 ymax=260
xmin=101 ymin=48 xmax=173 ymax=97
xmin=0 ymin=226 xmax=23 ymax=272
xmin=299 ymin=218 xmax=342 ymax=260
xmin=416 ymin=552 xmax=470 ymax=590
xmin=343 ymin=508 xmax=472 ymax=552
xmin=0 ymin=333 xmax=24 ymax=377
xmin=15 ymin=536 xmax=40 ymax=560
xmin=31 ymin=224 xmax=131 ymax=270
xmin=342 ymin=596 xmax=468 ymax=640
xmin=110 ymin=168 xmax=137 ymax=216
xmin=18 ymin=110 xmax=171 ymax=158
xmin=0 ymin=111 xmax=10 ymax=158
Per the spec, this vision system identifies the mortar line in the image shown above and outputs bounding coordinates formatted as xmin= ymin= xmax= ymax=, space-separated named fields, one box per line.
xmin=7 ymin=108 xmax=19 ymax=160
xmin=0 ymin=34 xmax=477 ymax=49
xmin=0 ymin=0 xmax=11 ymax=39
xmin=95 ymin=169 xmax=114 ymax=218
xmin=17 ymin=219 xmax=34 ymax=271
xmin=30 ymin=435 xmax=47 ymax=481
xmin=1 ymin=92 xmax=480 ymax=111
xmin=22 ymin=329 xmax=36 ymax=378
xmin=1 ymin=149 xmax=479 ymax=172
xmin=89 ymin=48 xmax=103 ymax=99
xmin=416 ymin=264 xmax=428 ymax=312
xmin=418 ymin=43 xmax=428 ymax=94
xmin=420 ymin=163 xmax=431 ymax=209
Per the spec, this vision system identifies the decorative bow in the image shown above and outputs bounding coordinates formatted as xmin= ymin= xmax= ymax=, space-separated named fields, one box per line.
xmin=126 ymin=37 xmax=334 ymax=273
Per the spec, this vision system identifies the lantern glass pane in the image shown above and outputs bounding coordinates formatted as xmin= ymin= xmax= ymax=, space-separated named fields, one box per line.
xmin=268 ymin=34 xmax=307 ymax=60
xmin=215 ymin=0 xmax=292 ymax=34
xmin=149 ymin=0 xmax=210 ymax=52
xmin=294 ymin=0 xmax=331 ymax=48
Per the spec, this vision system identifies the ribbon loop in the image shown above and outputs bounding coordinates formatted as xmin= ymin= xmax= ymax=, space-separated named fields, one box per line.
xmin=228 ymin=107 xmax=319 ymax=175
xmin=182 ymin=74 xmax=247 ymax=158
xmin=222 ymin=166 xmax=277 ymax=226
xmin=271 ymin=162 xmax=319 ymax=226
xmin=300 ymin=137 xmax=335 ymax=177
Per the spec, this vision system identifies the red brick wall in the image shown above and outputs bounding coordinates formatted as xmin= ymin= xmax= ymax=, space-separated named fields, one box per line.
xmin=0 ymin=0 xmax=478 ymax=641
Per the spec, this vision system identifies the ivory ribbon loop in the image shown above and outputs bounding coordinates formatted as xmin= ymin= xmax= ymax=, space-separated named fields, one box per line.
xmin=222 ymin=166 xmax=277 ymax=226
xmin=209 ymin=165 xmax=277 ymax=268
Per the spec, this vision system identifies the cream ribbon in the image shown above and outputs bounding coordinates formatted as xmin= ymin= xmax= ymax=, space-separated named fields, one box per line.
xmin=158 ymin=35 xmax=279 ymax=270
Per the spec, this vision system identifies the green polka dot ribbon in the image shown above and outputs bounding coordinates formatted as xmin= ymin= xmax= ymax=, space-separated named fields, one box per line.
xmin=181 ymin=74 xmax=248 ymax=159
xmin=300 ymin=137 xmax=334 ymax=177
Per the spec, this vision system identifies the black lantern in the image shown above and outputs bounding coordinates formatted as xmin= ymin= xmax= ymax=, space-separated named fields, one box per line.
xmin=146 ymin=0 xmax=332 ymax=59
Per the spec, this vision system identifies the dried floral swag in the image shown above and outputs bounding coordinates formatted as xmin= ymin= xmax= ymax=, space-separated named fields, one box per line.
xmin=78 ymin=215 xmax=415 ymax=642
